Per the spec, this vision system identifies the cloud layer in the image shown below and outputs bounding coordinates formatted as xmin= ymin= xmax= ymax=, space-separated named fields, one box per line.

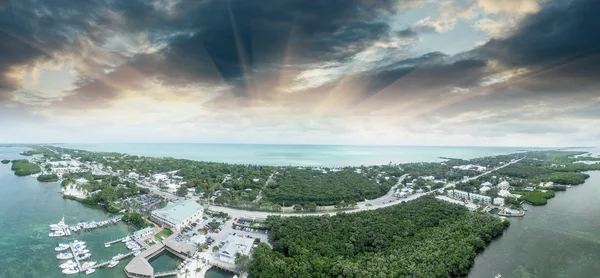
xmin=0 ymin=0 xmax=598 ymax=147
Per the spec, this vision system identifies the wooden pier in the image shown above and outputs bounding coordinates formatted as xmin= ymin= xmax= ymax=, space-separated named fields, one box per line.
xmin=69 ymin=243 xmax=83 ymax=273
xmin=90 ymin=251 xmax=137 ymax=270
xmin=155 ymin=270 xmax=178 ymax=277
xmin=104 ymin=235 xmax=131 ymax=246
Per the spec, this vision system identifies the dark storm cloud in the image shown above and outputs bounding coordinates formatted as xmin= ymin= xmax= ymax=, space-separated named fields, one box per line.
xmin=0 ymin=0 xmax=114 ymax=93
xmin=477 ymin=0 xmax=600 ymax=92
xmin=36 ymin=0 xmax=402 ymax=104
xmin=132 ymin=0 xmax=398 ymax=92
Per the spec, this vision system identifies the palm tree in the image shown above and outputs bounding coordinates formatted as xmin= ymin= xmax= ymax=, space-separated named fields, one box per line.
xmin=184 ymin=268 xmax=190 ymax=278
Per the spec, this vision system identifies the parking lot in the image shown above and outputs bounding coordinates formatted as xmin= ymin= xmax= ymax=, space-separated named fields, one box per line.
xmin=172 ymin=215 xmax=270 ymax=250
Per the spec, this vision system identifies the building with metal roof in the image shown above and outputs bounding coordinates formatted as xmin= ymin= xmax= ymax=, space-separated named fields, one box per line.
xmin=150 ymin=199 xmax=203 ymax=231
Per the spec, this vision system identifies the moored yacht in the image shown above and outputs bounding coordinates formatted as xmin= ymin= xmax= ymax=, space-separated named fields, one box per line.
xmin=50 ymin=217 xmax=68 ymax=230
xmin=85 ymin=268 xmax=96 ymax=275
xmin=82 ymin=261 xmax=96 ymax=269
xmin=62 ymin=267 xmax=79 ymax=275
xmin=49 ymin=230 xmax=66 ymax=237
xmin=108 ymin=260 xmax=119 ymax=268
xmin=55 ymin=244 xmax=70 ymax=251
xmin=77 ymin=253 xmax=92 ymax=260
xmin=59 ymin=260 xmax=77 ymax=268
xmin=57 ymin=252 xmax=74 ymax=260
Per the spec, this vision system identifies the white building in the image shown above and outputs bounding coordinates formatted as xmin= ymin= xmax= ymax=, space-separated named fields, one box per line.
xmin=497 ymin=181 xmax=510 ymax=190
xmin=493 ymin=197 xmax=505 ymax=206
xmin=218 ymin=235 xmax=255 ymax=263
xmin=448 ymin=190 xmax=492 ymax=204
xmin=75 ymin=178 xmax=88 ymax=185
xmin=128 ymin=172 xmax=140 ymax=179
xmin=481 ymin=181 xmax=493 ymax=187
xmin=479 ymin=186 xmax=491 ymax=193
xmin=421 ymin=176 xmax=435 ymax=181
xmin=150 ymin=199 xmax=203 ymax=231
xmin=465 ymin=203 xmax=478 ymax=211
xmin=133 ymin=227 xmax=153 ymax=239
xmin=153 ymin=173 xmax=168 ymax=181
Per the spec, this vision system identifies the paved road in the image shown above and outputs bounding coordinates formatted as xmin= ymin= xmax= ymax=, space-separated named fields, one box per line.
xmin=208 ymin=158 xmax=524 ymax=219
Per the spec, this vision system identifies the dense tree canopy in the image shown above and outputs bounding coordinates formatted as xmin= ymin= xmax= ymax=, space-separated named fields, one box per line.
xmin=37 ymin=174 xmax=59 ymax=182
xmin=264 ymin=169 xmax=391 ymax=205
xmin=250 ymin=197 xmax=509 ymax=278
xmin=10 ymin=160 xmax=41 ymax=176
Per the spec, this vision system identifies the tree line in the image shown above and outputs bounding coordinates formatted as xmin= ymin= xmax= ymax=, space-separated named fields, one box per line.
xmin=249 ymin=197 xmax=509 ymax=278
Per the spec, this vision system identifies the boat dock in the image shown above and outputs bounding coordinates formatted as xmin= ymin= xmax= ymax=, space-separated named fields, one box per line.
xmin=89 ymin=251 xmax=137 ymax=270
xmin=105 ymin=236 xmax=131 ymax=246
xmin=70 ymin=216 xmax=123 ymax=233
xmin=155 ymin=270 xmax=178 ymax=277
xmin=49 ymin=216 xmax=123 ymax=238
xmin=69 ymin=243 xmax=83 ymax=273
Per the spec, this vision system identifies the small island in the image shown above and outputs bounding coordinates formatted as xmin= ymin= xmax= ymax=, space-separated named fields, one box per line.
xmin=1 ymin=159 xmax=9 ymax=164
xmin=10 ymin=159 xmax=41 ymax=176
xmin=37 ymin=174 xmax=59 ymax=182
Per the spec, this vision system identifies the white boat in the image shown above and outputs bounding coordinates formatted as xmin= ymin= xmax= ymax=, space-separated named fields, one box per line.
xmin=495 ymin=275 xmax=502 ymax=278
xmin=108 ymin=260 xmax=119 ymax=268
xmin=82 ymin=261 xmax=96 ymax=269
xmin=134 ymin=250 xmax=141 ymax=256
xmin=567 ymin=185 xmax=572 ymax=188
xmin=77 ymin=253 xmax=92 ymax=260
xmin=62 ymin=267 xmax=79 ymax=275
xmin=57 ymin=253 xmax=74 ymax=260
xmin=55 ymin=244 xmax=70 ymax=251
xmin=112 ymin=253 xmax=124 ymax=260
xmin=85 ymin=268 xmax=96 ymax=275
xmin=59 ymin=260 xmax=77 ymax=268
xmin=73 ymin=240 xmax=86 ymax=245
xmin=49 ymin=230 xmax=66 ymax=237
xmin=104 ymin=243 xmax=111 ymax=248
xmin=50 ymin=217 xmax=68 ymax=230
xmin=76 ymin=249 xmax=90 ymax=254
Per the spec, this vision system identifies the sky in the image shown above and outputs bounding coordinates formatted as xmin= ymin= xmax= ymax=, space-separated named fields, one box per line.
xmin=0 ymin=0 xmax=599 ymax=147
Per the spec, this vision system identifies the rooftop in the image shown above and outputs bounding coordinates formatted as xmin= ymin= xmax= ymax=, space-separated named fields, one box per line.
xmin=133 ymin=227 xmax=154 ymax=237
xmin=125 ymin=256 xmax=154 ymax=277
xmin=219 ymin=235 xmax=254 ymax=257
xmin=152 ymin=199 xmax=202 ymax=225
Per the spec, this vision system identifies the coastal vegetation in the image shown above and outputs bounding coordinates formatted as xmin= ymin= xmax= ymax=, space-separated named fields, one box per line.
xmin=1 ymin=159 xmax=9 ymax=164
xmin=122 ymin=212 xmax=152 ymax=228
xmin=10 ymin=159 xmax=41 ymax=176
xmin=37 ymin=174 xmax=59 ymax=182
xmin=512 ymin=190 xmax=556 ymax=205
xmin=264 ymin=168 xmax=394 ymax=206
xmin=250 ymin=197 xmax=509 ymax=278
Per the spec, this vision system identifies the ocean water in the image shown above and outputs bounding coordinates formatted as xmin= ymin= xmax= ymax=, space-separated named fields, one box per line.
xmin=0 ymin=146 xmax=134 ymax=278
xmin=468 ymin=171 xmax=600 ymax=277
xmin=60 ymin=143 xmax=536 ymax=166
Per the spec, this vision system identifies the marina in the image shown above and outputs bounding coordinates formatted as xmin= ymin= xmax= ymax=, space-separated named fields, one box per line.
xmin=55 ymin=238 xmax=141 ymax=274
xmin=48 ymin=216 xmax=123 ymax=238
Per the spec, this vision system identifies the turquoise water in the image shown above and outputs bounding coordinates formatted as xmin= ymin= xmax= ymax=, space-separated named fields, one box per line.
xmin=148 ymin=251 xmax=180 ymax=272
xmin=468 ymin=171 xmax=600 ymax=277
xmin=205 ymin=267 xmax=235 ymax=278
xmin=0 ymin=146 xmax=134 ymax=278
xmin=60 ymin=143 xmax=536 ymax=166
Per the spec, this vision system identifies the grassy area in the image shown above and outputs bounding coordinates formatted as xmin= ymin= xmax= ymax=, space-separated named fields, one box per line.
xmin=512 ymin=190 xmax=555 ymax=205
xmin=154 ymin=228 xmax=173 ymax=241
xmin=144 ymin=238 xmax=156 ymax=246
xmin=10 ymin=160 xmax=41 ymax=176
